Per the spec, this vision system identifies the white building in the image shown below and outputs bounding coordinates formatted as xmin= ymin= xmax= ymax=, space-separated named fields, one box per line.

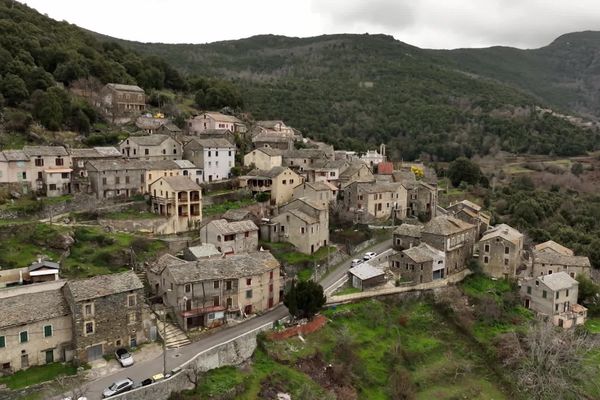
xmin=183 ymin=138 xmax=236 ymax=182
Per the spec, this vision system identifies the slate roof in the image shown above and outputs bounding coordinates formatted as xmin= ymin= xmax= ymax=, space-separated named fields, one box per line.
xmin=394 ymin=223 xmax=423 ymax=238
xmin=160 ymin=122 xmax=182 ymax=132
xmin=70 ymin=147 xmax=122 ymax=159
xmin=184 ymin=137 xmax=234 ymax=149
xmin=2 ymin=150 xmax=29 ymax=161
xmin=135 ymin=116 xmax=165 ymax=130
xmin=23 ymin=146 xmax=68 ymax=157
xmin=480 ymin=224 xmax=523 ymax=245
xmin=86 ymin=159 xmax=148 ymax=171
xmin=65 ymin=271 xmax=143 ymax=302
xmin=158 ymin=176 xmax=202 ymax=191
xmin=246 ymin=166 xmax=288 ymax=179
xmin=255 ymin=147 xmax=283 ymax=157
xmin=28 ymin=260 xmax=60 ymax=272
xmin=402 ymin=243 xmax=443 ymax=263
xmin=173 ymin=159 xmax=197 ymax=169
xmin=149 ymin=253 xmax=187 ymax=274
xmin=222 ymin=209 xmax=251 ymax=221
xmin=339 ymin=162 xmax=371 ymax=179
xmin=533 ymin=251 xmax=591 ymax=267
xmin=257 ymin=120 xmax=285 ymax=129
xmin=198 ymin=112 xmax=241 ymax=123
xmin=252 ymin=133 xmax=294 ymax=142
xmin=534 ymin=240 xmax=574 ymax=256
xmin=124 ymin=134 xmax=173 ymax=146
xmin=356 ymin=181 xmax=402 ymax=194
xmin=349 ymin=263 xmax=385 ymax=281
xmin=297 ymin=182 xmax=335 ymax=192
xmin=423 ymin=215 xmax=475 ymax=236
xmin=309 ymin=159 xmax=349 ymax=169
xmin=106 ymin=83 xmax=145 ymax=92
xmin=166 ymin=251 xmax=279 ymax=284
xmin=0 ymin=289 xmax=70 ymax=329
xmin=207 ymin=219 xmax=258 ymax=235
xmin=186 ymin=244 xmax=221 ymax=259
xmin=283 ymin=149 xmax=328 ymax=159
xmin=536 ymin=271 xmax=578 ymax=291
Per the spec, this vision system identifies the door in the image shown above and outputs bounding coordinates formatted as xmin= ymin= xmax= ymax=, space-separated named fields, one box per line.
xmin=244 ymin=305 xmax=252 ymax=315
xmin=524 ymin=299 xmax=530 ymax=309
xmin=45 ymin=350 xmax=54 ymax=364
xmin=268 ymin=298 xmax=274 ymax=308
xmin=86 ymin=344 xmax=103 ymax=362
xmin=21 ymin=354 xmax=29 ymax=369
xmin=130 ymin=335 xmax=137 ymax=348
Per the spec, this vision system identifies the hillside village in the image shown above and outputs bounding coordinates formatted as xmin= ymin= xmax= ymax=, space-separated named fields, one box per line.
xmin=0 ymin=81 xmax=598 ymax=400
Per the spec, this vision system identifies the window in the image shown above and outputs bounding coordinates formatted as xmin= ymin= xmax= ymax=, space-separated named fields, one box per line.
xmin=213 ymin=296 xmax=220 ymax=306
xmin=162 ymin=149 xmax=166 ymax=155
xmin=185 ymin=284 xmax=191 ymax=293
xmin=35 ymin=158 xmax=44 ymax=167
xmin=145 ymin=149 xmax=149 ymax=155
xmin=228 ymin=151 xmax=232 ymax=157
xmin=115 ymin=176 xmax=120 ymax=184
xmin=527 ymin=286 xmax=531 ymax=294
xmin=55 ymin=157 xmax=64 ymax=166
xmin=0 ymin=336 xmax=5 ymax=348
xmin=84 ymin=303 xmax=94 ymax=317
xmin=484 ymin=244 xmax=490 ymax=253
xmin=128 ymin=312 xmax=137 ymax=325
xmin=246 ymin=289 xmax=253 ymax=299
xmin=215 ymin=151 xmax=219 ymax=157
xmin=301 ymin=227 xmax=305 ymax=234
xmin=556 ymin=291 xmax=560 ymax=299
xmin=19 ymin=331 xmax=28 ymax=343
xmin=208 ymin=151 xmax=212 ymax=157
xmin=282 ymin=180 xmax=287 ymax=184
xmin=535 ymin=280 xmax=539 ymax=287
xmin=542 ymin=290 xmax=547 ymax=299
xmin=84 ymin=321 xmax=95 ymax=335
xmin=290 ymin=179 xmax=294 ymax=184
xmin=566 ymin=289 xmax=569 ymax=297
xmin=246 ymin=278 xmax=252 ymax=285
xmin=43 ymin=325 xmax=52 ymax=338
xmin=504 ymin=259 xmax=509 ymax=265
xmin=555 ymin=304 xmax=559 ymax=312
xmin=504 ymin=246 xmax=510 ymax=254
xmin=49 ymin=184 xmax=56 ymax=191
xmin=245 ymin=231 xmax=249 ymax=238
xmin=483 ymin=256 xmax=489 ymax=264
xmin=125 ymin=176 xmax=130 ymax=184
xmin=127 ymin=294 xmax=136 ymax=307
xmin=214 ymin=281 xmax=220 ymax=289
xmin=226 ymin=281 xmax=232 ymax=290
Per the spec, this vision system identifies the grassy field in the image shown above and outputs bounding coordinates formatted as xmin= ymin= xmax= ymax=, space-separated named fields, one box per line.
xmin=102 ymin=209 xmax=161 ymax=220
xmin=202 ymin=198 xmax=256 ymax=216
xmin=585 ymin=317 xmax=600 ymax=334
xmin=0 ymin=362 xmax=77 ymax=389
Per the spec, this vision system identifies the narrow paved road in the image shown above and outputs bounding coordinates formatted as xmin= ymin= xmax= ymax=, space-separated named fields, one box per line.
xmin=79 ymin=238 xmax=392 ymax=399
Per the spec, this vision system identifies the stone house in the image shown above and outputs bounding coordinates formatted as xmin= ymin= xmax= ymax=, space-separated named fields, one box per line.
xmin=150 ymin=176 xmax=202 ymax=234
xmin=251 ymin=132 xmax=295 ymax=151
xmin=187 ymin=112 xmax=245 ymax=134
xmin=69 ymin=147 xmax=122 ymax=193
xmin=305 ymin=159 xmax=349 ymax=185
xmin=361 ymin=149 xmax=385 ymax=167
xmin=183 ymin=138 xmax=236 ymax=182
xmin=200 ymin=219 xmax=259 ymax=254
xmin=135 ymin=116 xmax=167 ymax=134
xmin=119 ymin=134 xmax=182 ymax=161
xmin=156 ymin=122 xmax=183 ymax=136
xmin=421 ymin=215 xmax=477 ymax=275
xmin=477 ymin=224 xmax=524 ymax=279
xmin=531 ymin=250 xmax=591 ymax=280
xmin=143 ymin=159 xmax=202 ymax=193
xmin=244 ymin=166 xmax=303 ymax=206
xmin=98 ymin=83 xmax=146 ymax=117
xmin=243 ymin=148 xmax=283 ymax=171
xmin=63 ymin=271 xmax=146 ymax=363
xmin=390 ymin=242 xmax=446 ymax=284
xmin=153 ymin=251 xmax=282 ymax=331
xmin=256 ymin=120 xmax=295 ymax=135
xmin=447 ymin=199 xmax=490 ymax=238
xmin=266 ymin=198 xmax=329 ymax=254
xmin=338 ymin=162 xmax=375 ymax=188
xmin=534 ymin=240 xmax=574 ymax=256
xmin=520 ymin=272 xmax=587 ymax=328
xmin=86 ymin=159 xmax=146 ymax=199
xmin=23 ymin=146 xmax=72 ymax=197
xmin=291 ymin=181 xmax=337 ymax=209
xmin=402 ymin=180 xmax=438 ymax=220
xmin=340 ymin=181 xmax=408 ymax=222
xmin=182 ymin=244 xmax=221 ymax=261
xmin=0 ymin=286 xmax=72 ymax=373
xmin=393 ymin=223 xmax=423 ymax=250
xmin=282 ymin=149 xmax=332 ymax=173
xmin=348 ymin=263 xmax=386 ymax=290
xmin=0 ymin=150 xmax=31 ymax=192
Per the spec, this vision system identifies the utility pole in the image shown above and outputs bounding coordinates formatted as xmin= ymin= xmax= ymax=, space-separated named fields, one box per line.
xmin=162 ymin=309 xmax=167 ymax=375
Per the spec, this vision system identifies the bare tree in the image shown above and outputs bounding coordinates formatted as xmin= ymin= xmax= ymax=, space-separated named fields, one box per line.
xmin=53 ymin=375 xmax=89 ymax=400
xmin=509 ymin=321 xmax=599 ymax=400
xmin=184 ymin=362 xmax=204 ymax=388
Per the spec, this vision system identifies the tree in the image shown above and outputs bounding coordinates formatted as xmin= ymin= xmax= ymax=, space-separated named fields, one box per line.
xmin=447 ymin=157 xmax=481 ymax=187
xmin=576 ymin=275 xmax=600 ymax=316
xmin=1 ymin=73 xmax=29 ymax=105
xmin=284 ymin=280 xmax=326 ymax=319
xmin=4 ymin=109 xmax=32 ymax=133
xmin=571 ymin=162 xmax=584 ymax=177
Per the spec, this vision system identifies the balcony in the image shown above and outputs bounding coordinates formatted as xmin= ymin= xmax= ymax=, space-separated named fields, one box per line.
xmin=180 ymin=304 xmax=226 ymax=318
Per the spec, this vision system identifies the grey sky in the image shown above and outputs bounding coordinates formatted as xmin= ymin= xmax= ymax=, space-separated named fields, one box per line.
xmin=22 ymin=0 xmax=600 ymax=49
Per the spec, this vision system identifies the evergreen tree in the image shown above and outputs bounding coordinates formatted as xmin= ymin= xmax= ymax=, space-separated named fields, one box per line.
xmin=284 ymin=280 xmax=326 ymax=319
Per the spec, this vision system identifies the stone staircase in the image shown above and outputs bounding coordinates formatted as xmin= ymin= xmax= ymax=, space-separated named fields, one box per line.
xmin=156 ymin=318 xmax=191 ymax=349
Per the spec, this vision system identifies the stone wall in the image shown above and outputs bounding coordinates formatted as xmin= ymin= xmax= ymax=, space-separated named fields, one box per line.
xmin=112 ymin=322 xmax=274 ymax=400
xmin=98 ymin=217 xmax=169 ymax=234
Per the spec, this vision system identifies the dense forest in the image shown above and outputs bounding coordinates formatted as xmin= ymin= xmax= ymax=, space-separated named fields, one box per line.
xmin=0 ymin=0 xmax=242 ymax=137
xmin=106 ymin=33 xmax=600 ymax=160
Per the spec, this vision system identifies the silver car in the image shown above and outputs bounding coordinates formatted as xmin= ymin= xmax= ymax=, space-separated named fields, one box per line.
xmin=102 ymin=378 xmax=134 ymax=398
xmin=115 ymin=348 xmax=134 ymax=367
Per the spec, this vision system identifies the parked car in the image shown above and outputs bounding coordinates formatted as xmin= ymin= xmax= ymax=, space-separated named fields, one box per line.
xmin=363 ymin=252 xmax=377 ymax=261
xmin=115 ymin=348 xmax=134 ymax=367
xmin=62 ymin=397 xmax=87 ymax=400
xmin=102 ymin=378 xmax=134 ymax=398
xmin=140 ymin=378 xmax=154 ymax=386
xmin=351 ymin=258 xmax=363 ymax=267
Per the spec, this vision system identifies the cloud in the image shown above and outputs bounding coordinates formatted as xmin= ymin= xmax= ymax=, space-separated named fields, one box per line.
xmin=313 ymin=0 xmax=417 ymax=31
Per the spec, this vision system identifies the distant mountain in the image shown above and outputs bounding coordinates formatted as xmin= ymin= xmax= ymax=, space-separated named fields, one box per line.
xmin=98 ymin=32 xmax=600 ymax=160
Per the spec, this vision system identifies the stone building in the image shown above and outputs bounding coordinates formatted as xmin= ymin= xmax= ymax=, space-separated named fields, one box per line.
xmin=69 ymin=147 xmax=122 ymax=193
xmin=531 ymin=250 xmax=591 ymax=280
xmin=243 ymin=166 xmax=303 ymax=206
xmin=153 ymin=252 xmax=282 ymax=331
xmin=390 ymin=242 xmax=446 ymax=284
xmin=63 ymin=271 xmax=146 ymax=363
xmin=0 ymin=286 xmax=72 ymax=373
xmin=348 ymin=263 xmax=386 ymax=290
xmin=143 ymin=159 xmax=202 ymax=192
xmin=402 ymin=180 xmax=438 ymax=220
xmin=447 ymin=199 xmax=490 ymax=238
xmin=119 ymin=134 xmax=182 ymax=161
xmin=393 ymin=223 xmax=423 ymax=250
xmin=252 ymin=132 xmax=295 ymax=151
xmin=23 ymin=146 xmax=72 ymax=197
xmin=282 ymin=149 xmax=332 ymax=173
xmin=338 ymin=162 xmax=375 ymax=188
xmin=520 ymin=272 xmax=587 ymax=328
xmin=98 ymin=83 xmax=145 ymax=118
xmin=200 ymin=219 xmax=259 ymax=255
xmin=340 ymin=181 xmax=408 ymax=222
xmin=149 ymin=176 xmax=203 ymax=234
xmin=304 ymin=159 xmax=349 ymax=186
xmin=421 ymin=215 xmax=476 ymax=276
xmin=291 ymin=181 xmax=337 ymax=209
xmin=243 ymin=148 xmax=283 ymax=171
xmin=477 ymin=224 xmax=524 ymax=279
xmin=186 ymin=112 xmax=245 ymax=134
xmin=534 ymin=240 xmax=574 ymax=256
xmin=183 ymin=138 xmax=236 ymax=182
xmin=86 ymin=159 xmax=146 ymax=199
xmin=0 ymin=149 xmax=31 ymax=192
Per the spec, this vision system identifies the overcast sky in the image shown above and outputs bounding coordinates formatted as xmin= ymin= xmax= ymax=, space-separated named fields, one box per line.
xmin=22 ymin=0 xmax=600 ymax=49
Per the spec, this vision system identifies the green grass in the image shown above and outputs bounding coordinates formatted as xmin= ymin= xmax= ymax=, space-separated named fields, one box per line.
xmin=0 ymin=223 xmax=65 ymax=269
xmin=0 ymin=362 xmax=77 ymax=389
xmin=585 ymin=317 xmax=600 ymax=334
xmin=461 ymin=274 xmax=512 ymax=300
xmin=202 ymin=198 xmax=256 ymax=216
xmin=102 ymin=209 xmax=161 ymax=220
xmin=296 ymin=268 xmax=313 ymax=282
xmin=335 ymin=286 xmax=361 ymax=295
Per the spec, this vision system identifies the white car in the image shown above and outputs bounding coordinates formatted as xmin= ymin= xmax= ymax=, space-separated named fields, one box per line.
xmin=115 ymin=348 xmax=134 ymax=367
xmin=363 ymin=252 xmax=377 ymax=261
xmin=102 ymin=378 xmax=134 ymax=398
xmin=351 ymin=258 xmax=363 ymax=267
xmin=62 ymin=397 xmax=87 ymax=400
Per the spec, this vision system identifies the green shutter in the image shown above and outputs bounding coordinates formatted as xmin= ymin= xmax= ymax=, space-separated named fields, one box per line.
xmin=0 ymin=336 xmax=5 ymax=348
xmin=20 ymin=331 xmax=28 ymax=343
xmin=44 ymin=325 xmax=52 ymax=337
